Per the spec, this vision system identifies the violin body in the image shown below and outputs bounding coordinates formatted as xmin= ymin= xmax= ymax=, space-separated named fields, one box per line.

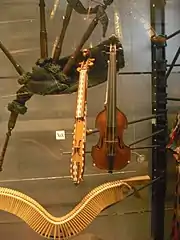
xmin=91 ymin=107 xmax=131 ymax=171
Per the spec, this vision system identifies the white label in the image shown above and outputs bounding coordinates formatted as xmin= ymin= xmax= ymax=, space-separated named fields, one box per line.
xmin=56 ymin=130 xmax=65 ymax=140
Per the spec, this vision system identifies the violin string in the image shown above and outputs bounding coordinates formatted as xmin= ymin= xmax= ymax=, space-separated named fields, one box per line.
xmin=112 ymin=5 xmax=125 ymax=152
xmin=112 ymin=48 xmax=116 ymax=150
xmin=104 ymin=77 xmax=108 ymax=106
xmin=0 ymin=170 xmax=136 ymax=183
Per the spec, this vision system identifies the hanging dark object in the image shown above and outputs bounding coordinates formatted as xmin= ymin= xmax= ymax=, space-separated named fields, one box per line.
xmin=0 ymin=0 xmax=125 ymax=171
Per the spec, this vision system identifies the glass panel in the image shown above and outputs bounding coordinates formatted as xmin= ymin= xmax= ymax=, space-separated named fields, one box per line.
xmin=112 ymin=0 xmax=151 ymax=72
xmin=0 ymin=0 xmax=171 ymax=239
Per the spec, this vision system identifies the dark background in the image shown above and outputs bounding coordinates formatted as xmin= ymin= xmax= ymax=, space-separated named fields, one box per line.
xmin=0 ymin=0 xmax=179 ymax=239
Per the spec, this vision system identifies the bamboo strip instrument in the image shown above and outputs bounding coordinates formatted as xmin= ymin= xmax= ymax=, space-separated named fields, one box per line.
xmin=0 ymin=175 xmax=150 ymax=239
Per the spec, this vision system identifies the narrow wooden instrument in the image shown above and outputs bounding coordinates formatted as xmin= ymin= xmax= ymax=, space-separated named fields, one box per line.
xmin=70 ymin=50 xmax=94 ymax=184
xmin=0 ymin=175 xmax=150 ymax=239
xmin=91 ymin=38 xmax=131 ymax=172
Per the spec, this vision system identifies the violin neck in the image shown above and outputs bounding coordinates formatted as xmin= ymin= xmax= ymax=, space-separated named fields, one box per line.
xmin=106 ymin=44 xmax=117 ymax=130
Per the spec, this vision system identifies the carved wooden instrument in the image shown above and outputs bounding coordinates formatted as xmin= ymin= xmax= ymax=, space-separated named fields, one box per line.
xmin=70 ymin=50 xmax=94 ymax=184
xmin=0 ymin=180 xmax=133 ymax=239
xmin=0 ymin=175 xmax=150 ymax=239
xmin=91 ymin=38 xmax=131 ymax=172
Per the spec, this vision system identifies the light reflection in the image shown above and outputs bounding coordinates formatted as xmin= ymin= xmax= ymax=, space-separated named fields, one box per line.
xmin=50 ymin=0 xmax=60 ymax=20
xmin=113 ymin=9 xmax=123 ymax=41
xmin=51 ymin=36 xmax=59 ymax=57
xmin=128 ymin=0 xmax=156 ymax=38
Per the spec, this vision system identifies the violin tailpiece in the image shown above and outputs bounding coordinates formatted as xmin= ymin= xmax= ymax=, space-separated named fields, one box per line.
xmin=0 ymin=180 xmax=132 ymax=239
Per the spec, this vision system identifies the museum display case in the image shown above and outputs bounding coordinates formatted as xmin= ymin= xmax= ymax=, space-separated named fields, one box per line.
xmin=0 ymin=0 xmax=179 ymax=239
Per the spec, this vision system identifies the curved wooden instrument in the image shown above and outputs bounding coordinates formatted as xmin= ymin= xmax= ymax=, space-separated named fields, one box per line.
xmin=0 ymin=180 xmax=133 ymax=239
xmin=70 ymin=50 xmax=94 ymax=184
xmin=91 ymin=39 xmax=131 ymax=172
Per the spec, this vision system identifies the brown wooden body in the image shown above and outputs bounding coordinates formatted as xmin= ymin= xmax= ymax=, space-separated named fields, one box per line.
xmin=91 ymin=107 xmax=131 ymax=170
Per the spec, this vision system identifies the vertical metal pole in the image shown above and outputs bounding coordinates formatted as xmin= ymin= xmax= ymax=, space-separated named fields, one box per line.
xmin=150 ymin=1 xmax=167 ymax=240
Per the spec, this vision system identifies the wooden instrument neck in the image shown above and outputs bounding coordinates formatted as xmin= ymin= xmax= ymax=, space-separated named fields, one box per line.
xmin=76 ymin=57 xmax=94 ymax=118
xmin=106 ymin=44 xmax=117 ymax=131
